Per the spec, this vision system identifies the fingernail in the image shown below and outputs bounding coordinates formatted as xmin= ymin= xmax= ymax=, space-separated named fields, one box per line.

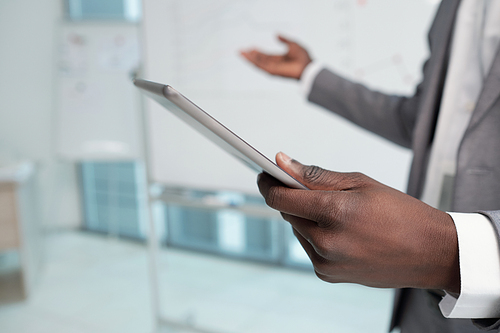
xmin=279 ymin=152 xmax=292 ymax=164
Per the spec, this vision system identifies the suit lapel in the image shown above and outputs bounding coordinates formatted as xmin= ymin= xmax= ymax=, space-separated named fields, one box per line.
xmin=413 ymin=0 xmax=461 ymax=141
xmin=407 ymin=0 xmax=461 ymax=198
xmin=468 ymin=47 xmax=500 ymax=130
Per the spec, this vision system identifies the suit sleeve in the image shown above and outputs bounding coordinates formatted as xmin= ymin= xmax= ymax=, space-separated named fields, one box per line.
xmin=307 ymin=67 xmax=426 ymax=149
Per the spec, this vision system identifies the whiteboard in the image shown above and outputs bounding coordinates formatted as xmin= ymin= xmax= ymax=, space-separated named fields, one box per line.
xmin=55 ymin=22 xmax=143 ymax=161
xmin=142 ymin=0 xmax=440 ymax=194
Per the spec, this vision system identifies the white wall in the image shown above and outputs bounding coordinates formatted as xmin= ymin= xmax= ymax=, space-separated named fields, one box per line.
xmin=0 ymin=0 xmax=82 ymax=228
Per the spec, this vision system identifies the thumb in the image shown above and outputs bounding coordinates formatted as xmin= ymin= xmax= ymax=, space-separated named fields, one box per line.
xmin=277 ymin=34 xmax=293 ymax=45
xmin=276 ymin=152 xmax=361 ymax=191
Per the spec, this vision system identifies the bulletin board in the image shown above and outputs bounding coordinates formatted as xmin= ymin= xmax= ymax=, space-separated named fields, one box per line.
xmin=55 ymin=22 xmax=143 ymax=161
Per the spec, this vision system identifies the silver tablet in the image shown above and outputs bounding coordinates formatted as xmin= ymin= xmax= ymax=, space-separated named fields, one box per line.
xmin=133 ymin=79 xmax=308 ymax=190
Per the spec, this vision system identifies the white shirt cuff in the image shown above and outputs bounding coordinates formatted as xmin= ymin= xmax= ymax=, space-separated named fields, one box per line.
xmin=439 ymin=212 xmax=500 ymax=318
xmin=299 ymin=62 xmax=324 ymax=99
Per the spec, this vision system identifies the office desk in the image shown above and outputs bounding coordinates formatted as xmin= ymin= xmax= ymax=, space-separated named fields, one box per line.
xmin=0 ymin=162 xmax=40 ymax=301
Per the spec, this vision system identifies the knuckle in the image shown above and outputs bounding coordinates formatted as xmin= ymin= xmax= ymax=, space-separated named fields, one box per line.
xmin=333 ymin=192 xmax=350 ymax=217
xmin=264 ymin=185 xmax=283 ymax=209
xmin=319 ymin=194 xmax=336 ymax=218
xmin=313 ymin=235 xmax=333 ymax=258
xmin=312 ymin=257 xmax=329 ymax=275
xmin=313 ymin=262 xmax=345 ymax=284
xmin=315 ymin=273 xmax=340 ymax=284
xmin=328 ymin=194 xmax=355 ymax=231
xmin=314 ymin=269 xmax=329 ymax=282
xmin=312 ymin=259 xmax=336 ymax=282
xmin=312 ymin=230 xmax=343 ymax=261
xmin=311 ymin=195 xmax=343 ymax=229
xmin=349 ymin=171 xmax=364 ymax=181
xmin=302 ymin=165 xmax=329 ymax=184
xmin=345 ymin=172 xmax=370 ymax=189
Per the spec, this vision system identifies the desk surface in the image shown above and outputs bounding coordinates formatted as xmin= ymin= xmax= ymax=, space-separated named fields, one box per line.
xmin=0 ymin=162 xmax=34 ymax=183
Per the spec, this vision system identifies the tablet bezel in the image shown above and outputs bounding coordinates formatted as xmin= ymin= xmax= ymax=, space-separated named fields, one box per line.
xmin=134 ymin=79 xmax=308 ymax=190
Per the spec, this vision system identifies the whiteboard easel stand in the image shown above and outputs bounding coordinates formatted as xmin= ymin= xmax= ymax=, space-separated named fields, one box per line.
xmin=137 ymin=88 xmax=162 ymax=333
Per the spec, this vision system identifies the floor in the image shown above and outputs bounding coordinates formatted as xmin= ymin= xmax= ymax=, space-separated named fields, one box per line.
xmin=0 ymin=231 xmax=394 ymax=333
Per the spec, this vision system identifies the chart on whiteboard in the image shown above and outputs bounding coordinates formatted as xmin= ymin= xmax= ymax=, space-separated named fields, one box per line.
xmin=163 ymin=0 xmax=305 ymax=93
xmin=164 ymin=0 xmax=438 ymax=94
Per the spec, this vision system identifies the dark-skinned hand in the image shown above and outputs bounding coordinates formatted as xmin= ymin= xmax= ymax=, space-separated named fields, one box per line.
xmin=240 ymin=35 xmax=312 ymax=80
xmin=258 ymin=152 xmax=460 ymax=294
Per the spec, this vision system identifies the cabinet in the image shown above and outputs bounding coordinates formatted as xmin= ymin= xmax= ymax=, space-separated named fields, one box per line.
xmin=0 ymin=163 xmax=40 ymax=300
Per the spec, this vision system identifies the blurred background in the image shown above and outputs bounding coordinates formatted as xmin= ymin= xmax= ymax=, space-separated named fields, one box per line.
xmin=0 ymin=0 xmax=439 ymax=332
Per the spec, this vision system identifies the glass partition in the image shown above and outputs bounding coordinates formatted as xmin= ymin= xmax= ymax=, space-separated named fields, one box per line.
xmin=78 ymin=162 xmax=393 ymax=332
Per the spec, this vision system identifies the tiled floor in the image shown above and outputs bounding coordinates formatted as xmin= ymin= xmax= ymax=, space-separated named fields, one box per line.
xmin=0 ymin=231 xmax=394 ymax=333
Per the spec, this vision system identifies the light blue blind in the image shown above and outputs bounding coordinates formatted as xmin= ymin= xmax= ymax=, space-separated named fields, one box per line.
xmin=65 ymin=0 xmax=141 ymax=21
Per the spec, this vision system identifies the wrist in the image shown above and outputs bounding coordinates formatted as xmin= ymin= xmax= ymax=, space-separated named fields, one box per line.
xmin=434 ymin=212 xmax=461 ymax=294
xmin=296 ymin=60 xmax=313 ymax=80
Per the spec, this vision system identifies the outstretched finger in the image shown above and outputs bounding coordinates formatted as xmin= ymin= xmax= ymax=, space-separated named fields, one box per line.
xmin=241 ymin=50 xmax=283 ymax=71
xmin=241 ymin=49 xmax=283 ymax=61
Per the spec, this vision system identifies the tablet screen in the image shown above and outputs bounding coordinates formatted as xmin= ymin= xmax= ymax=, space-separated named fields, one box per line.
xmin=134 ymin=79 xmax=308 ymax=190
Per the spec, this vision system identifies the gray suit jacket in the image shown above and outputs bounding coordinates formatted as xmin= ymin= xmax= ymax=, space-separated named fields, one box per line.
xmin=307 ymin=0 xmax=500 ymax=331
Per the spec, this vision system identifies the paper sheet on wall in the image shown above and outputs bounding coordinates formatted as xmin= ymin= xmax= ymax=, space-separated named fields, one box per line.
xmin=60 ymin=81 xmax=104 ymax=114
xmin=58 ymin=33 xmax=88 ymax=76
xmin=98 ymin=35 xmax=140 ymax=71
